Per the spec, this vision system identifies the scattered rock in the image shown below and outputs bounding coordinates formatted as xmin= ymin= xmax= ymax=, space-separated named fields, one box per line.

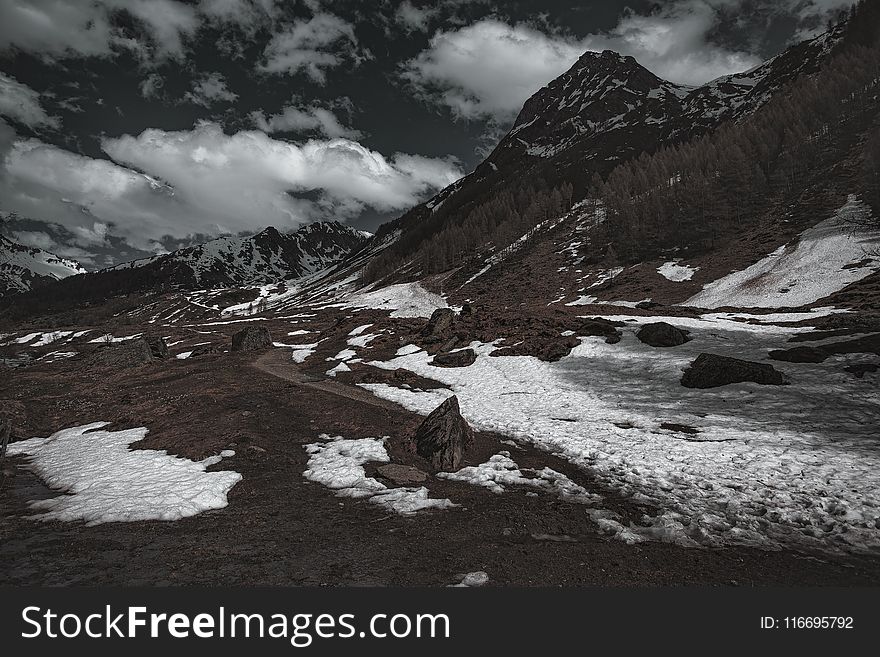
xmin=635 ymin=300 xmax=663 ymax=310
xmin=231 ymin=326 xmax=272 ymax=352
xmin=411 ymin=396 xmax=474 ymax=471
xmin=376 ymin=464 xmax=428 ymax=485
xmin=432 ymin=348 xmax=477 ymax=368
xmin=145 ymin=336 xmax=169 ymax=359
xmin=459 ymin=303 xmax=474 ymax=317
xmin=681 ymin=353 xmax=788 ymax=388
xmin=422 ymin=308 xmax=456 ymax=338
xmin=768 ymin=345 xmax=828 ymax=363
xmin=636 ymin=322 xmax=690 ymax=347
xmin=454 ymin=571 xmax=489 ymax=587
xmin=845 ymin=363 xmax=879 ymax=378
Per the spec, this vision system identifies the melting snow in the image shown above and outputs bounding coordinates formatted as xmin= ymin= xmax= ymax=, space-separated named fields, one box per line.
xmin=657 ymin=261 xmax=698 ymax=282
xmin=438 ymin=452 xmax=599 ymax=504
xmin=341 ymin=282 xmax=449 ymax=318
xmin=6 ymin=423 xmax=241 ymax=525
xmin=360 ymin=316 xmax=880 ymax=554
xmin=686 ymin=196 xmax=879 ymax=308
xmin=303 ymin=435 xmax=455 ymax=515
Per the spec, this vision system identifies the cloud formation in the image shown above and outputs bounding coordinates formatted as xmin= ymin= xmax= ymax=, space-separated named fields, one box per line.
xmin=183 ymin=72 xmax=239 ymax=107
xmin=0 ymin=122 xmax=462 ymax=255
xmin=0 ymin=73 xmax=59 ymax=129
xmin=259 ymin=12 xmax=361 ymax=83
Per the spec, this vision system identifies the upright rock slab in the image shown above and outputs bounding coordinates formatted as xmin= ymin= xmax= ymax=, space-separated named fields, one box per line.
xmin=411 ymin=396 xmax=474 ymax=471
xmin=231 ymin=326 xmax=272 ymax=352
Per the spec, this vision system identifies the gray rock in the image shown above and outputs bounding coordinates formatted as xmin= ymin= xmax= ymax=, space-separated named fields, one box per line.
xmin=636 ymin=322 xmax=690 ymax=347
xmin=412 ymin=396 xmax=474 ymax=471
xmin=376 ymin=464 xmax=428 ymax=485
xmin=768 ymin=345 xmax=828 ymax=363
xmin=0 ymin=418 xmax=10 ymax=459
xmin=432 ymin=348 xmax=477 ymax=368
xmin=423 ymin=308 xmax=456 ymax=338
xmin=231 ymin=326 xmax=272 ymax=352
xmin=681 ymin=353 xmax=787 ymax=389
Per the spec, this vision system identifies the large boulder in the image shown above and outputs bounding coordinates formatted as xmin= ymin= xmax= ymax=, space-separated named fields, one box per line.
xmin=90 ymin=337 xmax=154 ymax=367
xmin=376 ymin=464 xmax=428 ymax=485
xmin=411 ymin=396 xmax=474 ymax=471
xmin=422 ymin=308 xmax=456 ymax=338
xmin=432 ymin=348 xmax=477 ymax=368
xmin=636 ymin=322 xmax=691 ymax=347
xmin=681 ymin=353 xmax=787 ymax=389
xmin=231 ymin=326 xmax=272 ymax=352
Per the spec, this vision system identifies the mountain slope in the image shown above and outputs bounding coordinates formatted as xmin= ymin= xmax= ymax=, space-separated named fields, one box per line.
xmin=364 ymin=21 xmax=848 ymax=282
xmin=106 ymin=222 xmax=368 ymax=289
xmin=0 ymin=235 xmax=86 ymax=296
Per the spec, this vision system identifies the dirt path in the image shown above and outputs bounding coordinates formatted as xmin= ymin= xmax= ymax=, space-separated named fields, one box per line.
xmin=252 ymin=348 xmax=403 ymax=411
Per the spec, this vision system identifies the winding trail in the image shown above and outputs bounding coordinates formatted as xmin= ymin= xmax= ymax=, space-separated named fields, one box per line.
xmin=251 ymin=348 xmax=401 ymax=411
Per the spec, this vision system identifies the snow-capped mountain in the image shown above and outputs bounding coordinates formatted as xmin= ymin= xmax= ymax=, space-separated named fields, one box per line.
xmin=105 ymin=221 xmax=369 ymax=289
xmin=486 ymin=24 xmax=843 ymax=186
xmin=0 ymin=235 xmax=86 ymax=295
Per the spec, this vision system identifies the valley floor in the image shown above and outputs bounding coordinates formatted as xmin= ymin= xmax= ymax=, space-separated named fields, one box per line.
xmin=1 ymin=295 xmax=879 ymax=586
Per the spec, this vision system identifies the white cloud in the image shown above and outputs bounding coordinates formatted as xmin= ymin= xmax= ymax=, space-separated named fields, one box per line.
xmin=183 ymin=72 xmax=238 ymax=107
xmin=250 ymin=103 xmax=361 ymax=139
xmin=396 ymin=1 xmax=439 ymax=33
xmin=139 ymin=73 xmax=164 ymax=99
xmin=0 ymin=122 xmax=461 ymax=250
xmin=402 ymin=20 xmax=587 ymax=121
xmin=259 ymin=13 xmax=359 ymax=82
xmin=0 ymin=72 xmax=59 ymax=129
xmin=0 ymin=1 xmax=117 ymax=58
xmin=108 ymin=0 xmax=200 ymax=58
xmin=10 ymin=229 xmax=97 ymax=264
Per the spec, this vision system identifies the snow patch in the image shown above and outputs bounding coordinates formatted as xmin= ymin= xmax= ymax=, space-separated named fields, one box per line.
xmin=303 ymin=435 xmax=455 ymax=515
xmin=6 ymin=423 xmax=241 ymax=525
xmin=657 ymin=261 xmax=698 ymax=282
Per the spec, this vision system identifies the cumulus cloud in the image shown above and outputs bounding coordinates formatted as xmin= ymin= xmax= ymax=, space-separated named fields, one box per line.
xmin=0 ymin=1 xmax=119 ymax=58
xmin=183 ymin=72 xmax=238 ymax=107
xmin=0 ymin=72 xmax=59 ymax=129
xmin=258 ymin=13 xmax=360 ymax=83
xmin=9 ymin=229 xmax=98 ymax=264
xmin=402 ymin=21 xmax=586 ymax=121
xmin=250 ymin=101 xmax=361 ymax=139
xmin=0 ymin=122 xmax=461 ymax=253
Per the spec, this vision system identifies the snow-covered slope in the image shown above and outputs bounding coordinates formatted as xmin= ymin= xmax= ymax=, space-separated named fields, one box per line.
xmin=686 ymin=196 xmax=880 ymax=309
xmin=105 ymin=221 xmax=368 ymax=289
xmin=0 ymin=235 xmax=86 ymax=295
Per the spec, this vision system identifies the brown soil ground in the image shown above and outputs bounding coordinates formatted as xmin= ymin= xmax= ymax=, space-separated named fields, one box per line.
xmin=2 ymin=314 xmax=879 ymax=587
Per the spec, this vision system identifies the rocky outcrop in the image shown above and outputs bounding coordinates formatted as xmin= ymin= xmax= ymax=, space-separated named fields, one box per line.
xmin=89 ymin=338 xmax=155 ymax=367
xmin=636 ymin=322 xmax=691 ymax=347
xmin=411 ymin=396 xmax=474 ymax=471
xmin=231 ymin=326 xmax=272 ymax=352
xmin=681 ymin=353 xmax=787 ymax=388
xmin=432 ymin=348 xmax=477 ymax=368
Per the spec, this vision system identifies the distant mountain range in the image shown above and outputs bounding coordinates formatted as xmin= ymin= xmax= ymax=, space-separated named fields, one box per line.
xmin=0 ymin=221 xmax=369 ymax=300
xmin=0 ymin=235 xmax=86 ymax=296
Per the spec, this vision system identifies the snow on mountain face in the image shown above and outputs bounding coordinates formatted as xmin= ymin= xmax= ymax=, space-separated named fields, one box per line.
xmin=0 ymin=235 xmax=86 ymax=295
xmin=685 ymin=196 xmax=880 ymax=309
xmin=491 ymin=26 xmax=843 ymax=171
xmin=105 ymin=221 xmax=368 ymax=289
